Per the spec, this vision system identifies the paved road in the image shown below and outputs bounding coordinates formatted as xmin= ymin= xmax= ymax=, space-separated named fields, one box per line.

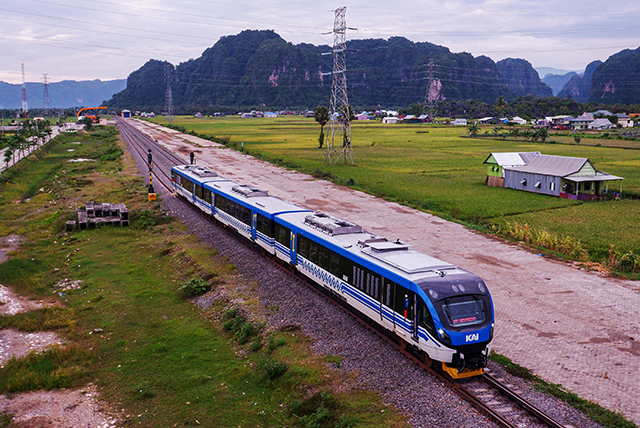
xmin=130 ymin=118 xmax=640 ymax=425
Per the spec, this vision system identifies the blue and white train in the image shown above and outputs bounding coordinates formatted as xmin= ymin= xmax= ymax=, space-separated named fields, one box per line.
xmin=171 ymin=164 xmax=494 ymax=379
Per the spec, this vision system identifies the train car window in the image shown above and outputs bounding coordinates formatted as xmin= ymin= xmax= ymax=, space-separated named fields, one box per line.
xmin=340 ymin=258 xmax=353 ymax=284
xmin=309 ymin=241 xmax=318 ymax=264
xmin=195 ymin=184 xmax=204 ymax=200
xmin=256 ymin=214 xmax=274 ymax=237
xmin=203 ymin=188 xmax=212 ymax=204
xmin=353 ymin=266 xmax=362 ymax=290
xmin=441 ymin=296 xmax=486 ymax=328
xmin=298 ymin=236 xmax=309 ymax=259
xmin=352 ymin=265 xmax=381 ymax=299
xmin=372 ymin=275 xmax=380 ymax=300
xmin=239 ymin=205 xmax=251 ymax=225
xmin=329 ymin=252 xmax=341 ymax=277
xmin=275 ymin=223 xmax=291 ymax=247
xmin=319 ymin=247 xmax=329 ymax=270
xmin=214 ymin=194 xmax=227 ymax=210
xmin=214 ymin=195 xmax=251 ymax=225
xmin=381 ymin=279 xmax=393 ymax=307
xmin=418 ymin=300 xmax=434 ymax=332
xmin=177 ymin=175 xmax=193 ymax=193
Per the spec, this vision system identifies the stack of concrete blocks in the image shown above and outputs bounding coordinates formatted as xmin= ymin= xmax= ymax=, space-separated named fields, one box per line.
xmin=66 ymin=201 xmax=130 ymax=232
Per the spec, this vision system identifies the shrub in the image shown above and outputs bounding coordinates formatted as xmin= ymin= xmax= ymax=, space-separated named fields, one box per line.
xmin=259 ymin=357 xmax=287 ymax=380
xmin=222 ymin=308 xmax=259 ymax=345
xmin=177 ymin=278 xmax=210 ymax=297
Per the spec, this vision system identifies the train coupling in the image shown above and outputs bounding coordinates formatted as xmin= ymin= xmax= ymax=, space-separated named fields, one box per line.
xmin=441 ymin=362 xmax=484 ymax=379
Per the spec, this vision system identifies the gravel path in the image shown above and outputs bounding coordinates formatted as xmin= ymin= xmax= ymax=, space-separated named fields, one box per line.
xmin=123 ymin=119 xmax=610 ymax=427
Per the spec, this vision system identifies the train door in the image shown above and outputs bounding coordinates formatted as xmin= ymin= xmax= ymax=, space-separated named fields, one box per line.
xmin=412 ymin=294 xmax=419 ymax=342
xmin=380 ymin=278 xmax=394 ymax=325
xmin=251 ymin=213 xmax=257 ymax=241
xmin=290 ymin=232 xmax=297 ymax=264
xmin=393 ymin=287 xmax=413 ymax=339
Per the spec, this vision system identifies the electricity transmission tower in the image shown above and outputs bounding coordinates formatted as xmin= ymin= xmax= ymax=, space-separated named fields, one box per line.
xmin=164 ymin=63 xmax=174 ymax=123
xmin=42 ymin=74 xmax=51 ymax=116
xmin=323 ymin=7 xmax=355 ymax=166
xmin=21 ymin=62 xmax=29 ymax=118
xmin=424 ymin=59 xmax=437 ymax=121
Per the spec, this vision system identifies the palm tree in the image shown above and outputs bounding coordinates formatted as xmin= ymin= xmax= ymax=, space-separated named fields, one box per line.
xmin=495 ymin=96 xmax=508 ymax=117
xmin=314 ymin=106 xmax=329 ymax=148
xmin=467 ymin=123 xmax=479 ymax=137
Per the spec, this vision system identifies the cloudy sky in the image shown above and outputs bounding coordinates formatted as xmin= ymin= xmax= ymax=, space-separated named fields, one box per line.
xmin=1 ymin=0 xmax=639 ymax=84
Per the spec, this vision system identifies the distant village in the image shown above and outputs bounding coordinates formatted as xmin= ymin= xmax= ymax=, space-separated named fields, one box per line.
xmin=124 ymin=108 xmax=639 ymax=130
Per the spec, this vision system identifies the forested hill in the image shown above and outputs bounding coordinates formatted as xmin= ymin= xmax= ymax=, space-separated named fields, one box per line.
xmin=0 ymin=79 xmax=125 ymax=109
xmin=106 ymin=30 xmax=552 ymax=111
xmin=589 ymin=47 xmax=640 ymax=104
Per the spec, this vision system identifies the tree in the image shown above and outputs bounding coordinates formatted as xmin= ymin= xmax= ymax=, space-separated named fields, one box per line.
xmin=314 ymin=106 xmax=329 ymax=149
xmin=3 ymin=147 xmax=12 ymax=169
xmin=536 ymin=127 xmax=548 ymax=143
xmin=467 ymin=123 xmax=479 ymax=137
xmin=573 ymin=132 xmax=582 ymax=144
xmin=495 ymin=96 xmax=508 ymax=116
xmin=82 ymin=116 xmax=94 ymax=131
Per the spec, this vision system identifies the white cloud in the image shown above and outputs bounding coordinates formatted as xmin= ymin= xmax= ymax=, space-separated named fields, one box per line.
xmin=0 ymin=0 xmax=638 ymax=83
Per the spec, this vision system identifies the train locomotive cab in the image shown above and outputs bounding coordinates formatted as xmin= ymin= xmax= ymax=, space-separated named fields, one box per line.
xmin=418 ymin=273 xmax=494 ymax=379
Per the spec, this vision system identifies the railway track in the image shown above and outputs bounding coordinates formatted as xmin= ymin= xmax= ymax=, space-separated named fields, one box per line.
xmin=116 ymin=118 xmax=570 ymax=428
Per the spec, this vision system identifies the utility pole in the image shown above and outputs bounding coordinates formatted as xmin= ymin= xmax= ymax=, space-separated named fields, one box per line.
xmin=323 ymin=7 xmax=355 ymax=166
xmin=165 ymin=63 xmax=174 ymax=123
xmin=42 ymin=74 xmax=51 ymax=117
xmin=147 ymin=148 xmax=156 ymax=201
xmin=21 ymin=62 xmax=28 ymax=118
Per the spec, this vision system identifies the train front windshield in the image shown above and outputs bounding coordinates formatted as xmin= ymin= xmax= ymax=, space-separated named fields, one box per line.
xmin=441 ymin=296 xmax=487 ymax=328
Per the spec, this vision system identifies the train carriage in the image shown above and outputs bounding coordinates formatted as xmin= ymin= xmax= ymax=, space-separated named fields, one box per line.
xmin=171 ymin=165 xmax=230 ymax=214
xmin=171 ymin=165 xmax=494 ymax=378
xmin=172 ymin=165 xmax=311 ymax=259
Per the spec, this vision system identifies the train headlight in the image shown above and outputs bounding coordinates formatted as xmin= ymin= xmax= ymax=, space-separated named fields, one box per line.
xmin=489 ymin=322 xmax=495 ymax=341
xmin=437 ymin=328 xmax=451 ymax=345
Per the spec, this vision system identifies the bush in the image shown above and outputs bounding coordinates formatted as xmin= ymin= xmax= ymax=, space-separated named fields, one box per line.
xmin=177 ymin=278 xmax=210 ymax=297
xmin=259 ymin=357 xmax=287 ymax=380
xmin=222 ymin=308 xmax=259 ymax=345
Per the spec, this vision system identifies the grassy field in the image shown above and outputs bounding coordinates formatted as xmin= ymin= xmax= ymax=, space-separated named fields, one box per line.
xmin=0 ymin=127 xmax=404 ymax=427
xmin=150 ymin=116 xmax=640 ymax=267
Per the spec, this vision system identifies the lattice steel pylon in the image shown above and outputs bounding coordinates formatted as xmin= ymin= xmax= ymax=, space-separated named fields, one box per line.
xmin=21 ymin=62 xmax=28 ymax=118
xmin=324 ymin=7 xmax=354 ymax=166
xmin=164 ymin=63 xmax=174 ymax=123
xmin=42 ymin=74 xmax=51 ymax=116
xmin=424 ymin=59 xmax=437 ymax=121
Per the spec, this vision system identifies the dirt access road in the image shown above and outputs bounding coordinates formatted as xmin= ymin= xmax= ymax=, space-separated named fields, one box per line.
xmin=133 ymin=119 xmax=640 ymax=425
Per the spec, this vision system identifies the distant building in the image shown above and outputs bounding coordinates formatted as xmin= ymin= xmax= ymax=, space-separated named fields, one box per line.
xmin=484 ymin=152 xmax=623 ymax=200
xmin=452 ymin=118 xmax=467 ymax=126
xmin=568 ymin=114 xmax=593 ymax=130
xmin=588 ymin=118 xmax=612 ymax=130
xmin=382 ymin=117 xmax=399 ymax=124
xmin=121 ymin=109 xmax=131 ymax=118
xmin=510 ymin=116 xmax=527 ymax=125
xmin=478 ymin=117 xmax=503 ymax=125
xmin=616 ymin=113 xmax=631 ymax=127
xmin=402 ymin=115 xmax=421 ymax=124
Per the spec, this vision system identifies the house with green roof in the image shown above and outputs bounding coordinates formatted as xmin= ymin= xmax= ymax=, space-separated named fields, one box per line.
xmin=484 ymin=152 xmax=623 ymax=200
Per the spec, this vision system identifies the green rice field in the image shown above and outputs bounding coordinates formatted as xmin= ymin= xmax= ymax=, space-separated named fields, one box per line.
xmin=150 ymin=115 xmax=640 ymax=265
